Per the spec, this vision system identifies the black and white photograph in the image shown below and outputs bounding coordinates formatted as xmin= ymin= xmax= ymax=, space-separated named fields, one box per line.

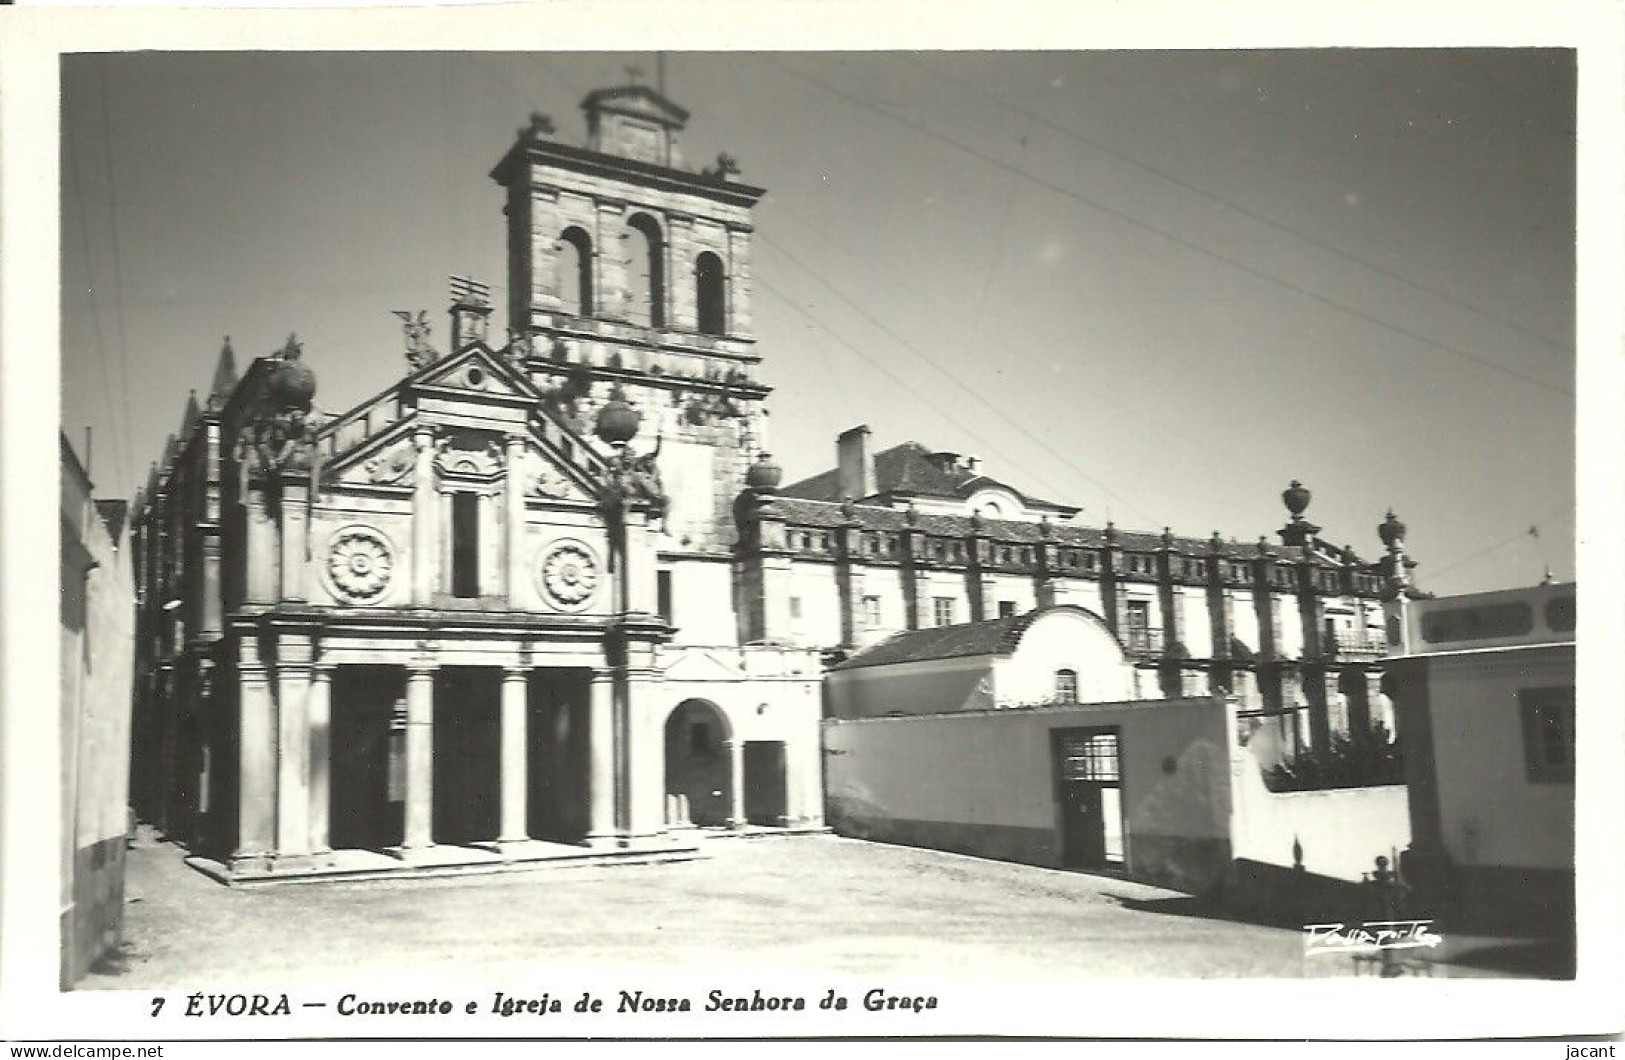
xmin=3 ymin=0 xmax=1622 ymax=1046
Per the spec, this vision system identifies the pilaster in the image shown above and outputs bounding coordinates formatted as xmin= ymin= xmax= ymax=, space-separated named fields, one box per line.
xmin=307 ymin=662 xmax=333 ymax=855
xmin=504 ymin=433 xmax=527 ymax=606
xmin=277 ymin=475 xmax=310 ymax=603
xmin=411 ymin=426 xmax=438 ymax=606
xmin=273 ymin=630 xmax=314 ymax=860
xmin=232 ymin=636 xmax=275 ymax=866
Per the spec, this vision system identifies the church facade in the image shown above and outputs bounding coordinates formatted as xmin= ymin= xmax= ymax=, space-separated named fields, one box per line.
xmin=128 ymin=82 xmax=1421 ymax=880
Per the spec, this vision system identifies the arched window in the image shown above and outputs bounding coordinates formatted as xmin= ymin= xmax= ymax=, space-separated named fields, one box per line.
xmin=695 ymin=251 xmax=726 ymax=336
xmin=1055 ymin=669 xmax=1079 ymax=704
xmin=558 ymin=226 xmax=593 ymax=316
xmin=626 ymin=213 xmax=665 ymax=328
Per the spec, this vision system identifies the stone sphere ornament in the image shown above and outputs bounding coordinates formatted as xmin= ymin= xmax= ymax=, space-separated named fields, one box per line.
xmin=327 ymin=526 xmax=394 ymax=603
xmin=594 ymin=386 xmax=641 ymax=445
xmin=745 ymin=452 xmax=783 ymax=492
xmin=538 ymin=540 xmax=601 ymax=610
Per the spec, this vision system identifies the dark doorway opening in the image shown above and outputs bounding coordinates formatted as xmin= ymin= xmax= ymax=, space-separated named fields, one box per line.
xmin=664 ymin=699 xmax=731 ymax=827
xmin=529 ymin=668 xmax=591 ymax=842
xmin=330 ymin=666 xmax=406 ymax=851
xmin=433 ymin=667 xmax=500 ymax=844
xmin=742 ymin=740 xmax=788 ymax=826
xmin=1053 ymin=727 xmax=1125 ymax=871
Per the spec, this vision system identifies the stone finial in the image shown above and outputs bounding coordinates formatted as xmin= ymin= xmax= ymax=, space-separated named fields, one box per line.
xmin=524 ymin=111 xmax=556 ymax=139
xmin=703 ymin=152 xmax=741 ymax=182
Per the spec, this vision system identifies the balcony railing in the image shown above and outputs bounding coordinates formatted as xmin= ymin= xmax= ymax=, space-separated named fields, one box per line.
xmin=1322 ymin=630 xmax=1389 ymax=660
xmin=1123 ymin=627 xmax=1163 ymax=659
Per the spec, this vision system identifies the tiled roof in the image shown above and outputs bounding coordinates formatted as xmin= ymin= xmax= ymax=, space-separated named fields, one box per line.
xmin=763 ymin=494 xmax=1362 ymax=565
xmin=830 ymin=613 xmax=1030 ymax=671
xmin=782 ymin=442 xmax=1073 ymax=512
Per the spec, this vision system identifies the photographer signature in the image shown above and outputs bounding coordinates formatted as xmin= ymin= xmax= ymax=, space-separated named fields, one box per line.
xmin=1302 ymin=919 xmax=1442 ymax=955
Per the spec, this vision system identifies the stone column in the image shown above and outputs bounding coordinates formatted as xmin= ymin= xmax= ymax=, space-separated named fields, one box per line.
xmin=504 ymin=434 xmax=527 ymax=606
xmin=401 ymin=662 xmax=436 ymax=851
xmin=411 ymin=426 xmax=437 ymax=605
xmin=499 ymin=666 xmax=530 ymax=844
xmin=233 ymin=638 xmax=275 ymax=865
xmin=725 ymin=738 xmax=746 ymax=829
xmin=307 ymin=662 xmax=333 ymax=855
xmin=584 ymin=669 xmax=617 ymax=847
xmin=274 ymin=632 xmax=314 ymax=859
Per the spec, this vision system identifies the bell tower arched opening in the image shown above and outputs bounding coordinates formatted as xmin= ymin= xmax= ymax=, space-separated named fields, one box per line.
xmin=626 ymin=213 xmax=666 ymax=328
xmin=695 ymin=251 xmax=726 ymax=336
xmin=558 ymin=226 xmax=594 ymax=317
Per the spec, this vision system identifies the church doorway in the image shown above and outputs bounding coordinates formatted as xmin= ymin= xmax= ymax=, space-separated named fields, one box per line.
xmin=529 ymin=668 xmax=591 ymax=842
xmin=433 ymin=667 xmax=501 ymax=845
xmin=330 ymin=666 xmax=406 ymax=851
xmin=664 ymin=699 xmax=732 ymax=827
xmin=743 ymin=741 xmax=789 ymax=826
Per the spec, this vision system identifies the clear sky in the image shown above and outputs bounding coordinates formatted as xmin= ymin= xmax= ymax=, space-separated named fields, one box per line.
xmin=60 ymin=49 xmax=1575 ymax=597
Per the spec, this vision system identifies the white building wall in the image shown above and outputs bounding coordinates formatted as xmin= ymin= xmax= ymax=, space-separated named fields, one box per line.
xmin=665 ymin=558 xmax=735 ymax=645
xmin=1275 ymin=592 xmax=1303 ymax=658
xmin=992 ymin=609 xmax=1137 ymax=706
xmin=858 ymin=567 xmax=907 ymax=644
xmin=987 ymin=572 xmax=1037 ymax=616
xmin=1181 ymin=590 xmax=1213 ymax=659
xmin=919 ymin=570 xmax=969 ymax=626
xmin=1230 ymin=597 xmax=1260 ymax=655
xmin=787 ymin=562 xmax=842 ymax=648
xmin=1426 ymin=648 xmax=1575 ymax=871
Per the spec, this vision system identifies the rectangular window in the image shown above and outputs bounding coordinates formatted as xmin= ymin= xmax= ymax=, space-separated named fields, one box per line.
xmin=1520 ymin=687 xmax=1575 ymax=783
xmin=998 ymin=600 xmax=1018 ymax=618
xmin=1056 ymin=730 xmax=1120 ymax=782
xmin=1125 ymin=599 xmax=1151 ymax=649
xmin=863 ymin=595 xmax=882 ymax=627
xmin=656 ymin=570 xmax=674 ymax=623
xmin=689 ymin=721 xmax=711 ymax=757
xmin=789 ymin=596 xmax=803 ymax=620
xmin=933 ymin=596 xmax=956 ymax=627
xmin=451 ymin=492 xmax=479 ymax=598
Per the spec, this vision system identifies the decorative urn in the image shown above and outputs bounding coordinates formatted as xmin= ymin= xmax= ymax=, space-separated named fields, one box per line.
xmin=1378 ymin=509 xmax=1407 ymax=548
xmin=1282 ymin=479 xmax=1312 ymax=518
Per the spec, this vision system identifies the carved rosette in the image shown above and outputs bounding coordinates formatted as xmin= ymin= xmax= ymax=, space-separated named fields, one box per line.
xmin=536 ymin=539 xmax=600 ymax=612
xmin=326 ymin=525 xmax=395 ymax=604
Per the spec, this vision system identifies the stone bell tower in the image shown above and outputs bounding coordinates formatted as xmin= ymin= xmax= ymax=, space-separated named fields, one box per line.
xmin=490 ymin=82 xmax=771 ymax=554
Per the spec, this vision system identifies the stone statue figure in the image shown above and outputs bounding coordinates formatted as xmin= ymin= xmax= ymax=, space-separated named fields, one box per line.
xmin=393 ymin=310 xmax=439 ymax=371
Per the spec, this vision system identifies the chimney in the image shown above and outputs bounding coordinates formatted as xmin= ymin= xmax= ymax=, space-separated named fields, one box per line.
xmin=449 ymin=275 xmax=493 ymax=350
xmin=837 ymin=425 xmax=875 ymax=501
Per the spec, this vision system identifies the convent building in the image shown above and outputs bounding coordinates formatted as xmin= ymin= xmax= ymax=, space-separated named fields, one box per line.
xmin=127 ymin=82 xmax=1424 ymax=881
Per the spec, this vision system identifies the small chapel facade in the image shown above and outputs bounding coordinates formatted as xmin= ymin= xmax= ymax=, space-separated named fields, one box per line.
xmin=128 ymin=81 xmax=1424 ymax=882
xmin=129 ymin=86 xmax=825 ymax=878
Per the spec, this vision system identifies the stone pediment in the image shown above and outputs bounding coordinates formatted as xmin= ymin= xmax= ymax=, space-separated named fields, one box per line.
xmin=661 ymin=648 xmax=745 ymax=683
xmin=416 ymin=344 xmax=529 ymax=400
